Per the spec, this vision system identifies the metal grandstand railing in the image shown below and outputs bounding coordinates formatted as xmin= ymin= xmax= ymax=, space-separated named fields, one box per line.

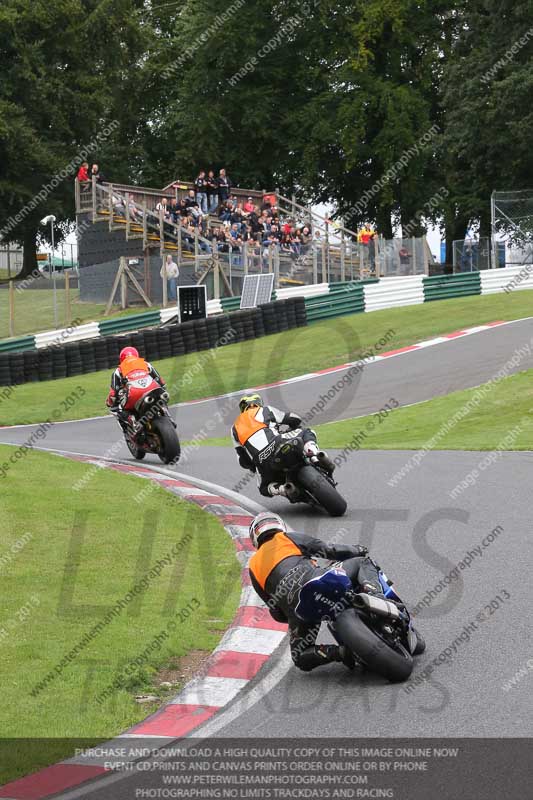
xmin=75 ymin=179 xmax=431 ymax=300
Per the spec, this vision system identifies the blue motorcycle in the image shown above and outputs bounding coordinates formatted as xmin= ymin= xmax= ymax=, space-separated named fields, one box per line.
xmin=295 ymin=560 xmax=425 ymax=682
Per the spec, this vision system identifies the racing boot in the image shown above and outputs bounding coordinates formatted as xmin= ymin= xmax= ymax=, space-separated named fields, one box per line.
xmin=303 ymin=441 xmax=320 ymax=458
xmin=303 ymin=441 xmax=335 ymax=473
xmin=410 ymin=627 xmax=426 ymax=655
xmin=296 ymin=644 xmax=344 ymax=672
xmin=267 ymin=481 xmax=298 ymax=500
xmin=338 ymin=645 xmax=356 ymax=670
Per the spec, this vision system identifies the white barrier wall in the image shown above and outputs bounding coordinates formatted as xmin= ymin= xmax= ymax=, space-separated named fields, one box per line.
xmin=35 ymin=322 xmax=101 ymax=349
xmin=276 ymin=283 xmax=329 ymax=300
xmin=480 ymin=265 xmax=533 ymax=295
xmin=363 ymin=275 xmax=425 ymax=312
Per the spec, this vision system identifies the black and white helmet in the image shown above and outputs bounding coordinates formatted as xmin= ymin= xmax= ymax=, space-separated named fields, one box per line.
xmin=249 ymin=512 xmax=287 ymax=548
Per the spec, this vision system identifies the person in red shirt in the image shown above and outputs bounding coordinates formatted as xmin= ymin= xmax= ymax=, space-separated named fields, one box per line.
xmin=77 ymin=162 xmax=90 ymax=194
xmin=77 ymin=162 xmax=89 ymax=183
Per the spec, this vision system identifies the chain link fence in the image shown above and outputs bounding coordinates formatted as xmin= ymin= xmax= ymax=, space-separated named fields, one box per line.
xmin=452 ymin=238 xmax=492 ymax=272
xmin=491 ymin=190 xmax=533 ymax=268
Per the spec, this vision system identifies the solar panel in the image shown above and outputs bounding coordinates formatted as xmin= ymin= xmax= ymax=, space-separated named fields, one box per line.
xmin=240 ymin=274 xmax=275 ymax=309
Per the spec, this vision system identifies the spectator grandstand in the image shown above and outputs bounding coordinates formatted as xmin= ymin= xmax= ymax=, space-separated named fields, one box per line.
xmin=75 ymin=170 xmax=433 ymax=302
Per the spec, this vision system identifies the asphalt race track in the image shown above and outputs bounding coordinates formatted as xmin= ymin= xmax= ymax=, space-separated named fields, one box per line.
xmin=2 ymin=318 xmax=533 ymax=796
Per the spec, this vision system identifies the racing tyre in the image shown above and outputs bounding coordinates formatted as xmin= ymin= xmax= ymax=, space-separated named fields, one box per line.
xmin=153 ymin=416 xmax=181 ymax=464
xmin=125 ymin=435 xmax=146 ymax=460
xmin=296 ymin=465 xmax=347 ymax=517
xmin=333 ymin=609 xmax=414 ymax=682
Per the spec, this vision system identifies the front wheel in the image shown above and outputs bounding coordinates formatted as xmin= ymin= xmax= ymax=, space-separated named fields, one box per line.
xmin=332 ymin=609 xmax=413 ymax=682
xmin=153 ymin=415 xmax=181 ymax=464
xmin=296 ymin=465 xmax=347 ymax=516
xmin=125 ymin=433 xmax=146 ymax=460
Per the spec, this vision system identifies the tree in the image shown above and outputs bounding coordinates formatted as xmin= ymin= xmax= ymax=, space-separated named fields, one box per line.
xmin=283 ymin=0 xmax=448 ymax=238
xmin=0 ymin=0 xmax=148 ymax=279
xmin=149 ymin=0 xmax=448 ymax=240
xmin=440 ymin=0 xmax=533 ymax=259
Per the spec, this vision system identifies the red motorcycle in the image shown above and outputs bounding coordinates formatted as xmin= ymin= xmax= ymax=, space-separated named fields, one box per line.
xmin=113 ymin=368 xmax=181 ymax=464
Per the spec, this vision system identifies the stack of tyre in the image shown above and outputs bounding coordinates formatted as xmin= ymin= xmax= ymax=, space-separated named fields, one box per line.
xmin=0 ymin=296 xmax=308 ymax=386
xmin=0 ymin=354 xmax=11 ymax=387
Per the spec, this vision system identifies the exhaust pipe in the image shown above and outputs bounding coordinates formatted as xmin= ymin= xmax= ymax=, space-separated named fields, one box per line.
xmin=352 ymin=593 xmax=401 ymax=620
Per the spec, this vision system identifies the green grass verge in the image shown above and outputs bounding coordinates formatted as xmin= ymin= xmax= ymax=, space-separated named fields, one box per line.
xmin=0 ymin=445 xmax=240 ymax=782
xmin=0 ymin=288 xmax=159 ymax=341
xmin=312 ymin=369 xmax=533 ymax=451
xmin=2 ymin=289 xmax=533 ymax=426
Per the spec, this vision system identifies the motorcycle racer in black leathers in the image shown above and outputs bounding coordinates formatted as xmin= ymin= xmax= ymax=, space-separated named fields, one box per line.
xmin=232 ymin=394 xmax=334 ymax=498
xmin=248 ymin=512 xmax=390 ymax=671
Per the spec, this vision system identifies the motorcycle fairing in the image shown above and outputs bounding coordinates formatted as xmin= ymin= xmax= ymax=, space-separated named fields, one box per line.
xmin=295 ymin=566 xmax=352 ymax=623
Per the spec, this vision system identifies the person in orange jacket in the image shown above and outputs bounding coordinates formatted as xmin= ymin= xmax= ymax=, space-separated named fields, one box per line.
xmin=232 ymin=394 xmax=334 ymax=498
xmin=248 ymin=512 xmax=426 ymax=672
xmin=106 ymin=346 xmax=166 ymax=430
xmin=248 ymin=512 xmax=377 ymax=671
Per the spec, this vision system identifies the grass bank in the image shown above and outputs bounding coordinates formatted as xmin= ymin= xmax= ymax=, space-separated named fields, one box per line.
xmin=310 ymin=370 xmax=533 ymax=451
xmin=0 ymin=445 xmax=240 ymax=782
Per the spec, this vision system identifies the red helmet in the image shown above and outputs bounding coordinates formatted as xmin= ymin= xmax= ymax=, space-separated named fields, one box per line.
xmin=119 ymin=346 xmax=139 ymax=363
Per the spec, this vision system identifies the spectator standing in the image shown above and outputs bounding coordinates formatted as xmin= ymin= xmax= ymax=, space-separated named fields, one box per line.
xmin=77 ymin=161 xmax=90 ymax=193
xmin=398 ymin=245 xmax=412 ymax=275
xmin=358 ymin=223 xmax=376 ymax=268
xmin=206 ymin=170 xmax=219 ymax=213
xmin=169 ymin=198 xmax=180 ymax=224
xmin=300 ymin=226 xmax=312 ymax=248
xmin=91 ymin=163 xmax=106 ymax=184
xmin=249 ymin=206 xmax=261 ymax=237
xmin=218 ymin=169 xmax=231 ymax=203
xmin=161 ymin=254 xmax=180 ymax=302
xmin=194 ymin=170 xmax=208 ymax=214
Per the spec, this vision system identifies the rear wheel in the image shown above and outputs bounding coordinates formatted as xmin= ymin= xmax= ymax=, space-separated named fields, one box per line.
xmin=332 ymin=609 xmax=413 ymax=682
xmin=296 ymin=465 xmax=347 ymax=516
xmin=153 ymin=416 xmax=181 ymax=464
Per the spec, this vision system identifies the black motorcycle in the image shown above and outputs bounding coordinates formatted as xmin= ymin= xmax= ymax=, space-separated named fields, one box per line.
xmin=267 ymin=430 xmax=347 ymax=517
xmin=296 ymin=560 xmax=425 ymax=682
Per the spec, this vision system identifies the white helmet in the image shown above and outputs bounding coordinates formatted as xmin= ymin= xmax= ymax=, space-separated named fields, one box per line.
xmin=249 ymin=512 xmax=287 ymax=548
